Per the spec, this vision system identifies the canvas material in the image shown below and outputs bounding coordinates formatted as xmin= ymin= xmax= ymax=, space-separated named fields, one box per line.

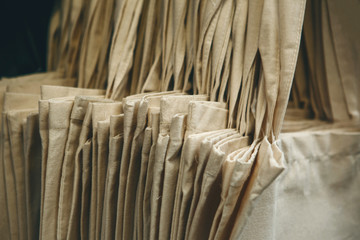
xmin=56 ymin=96 xmax=106 ymax=240
xmin=41 ymin=99 xmax=74 ymax=240
xmin=7 ymin=109 xmax=38 ymax=240
xmin=135 ymin=108 xmax=159 ymax=240
xmin=149 ymin=95 xmax=208 ymax=240
xmin=80 ymin=139 xmax=92 ymax=240
xmin=239 ymin=130 xmax=360 ymax=240
xmin=101 ymin=114 xmax=124 ymax=240
xmin=185 ymin=134 xmax=247 ymax=240
xmin=142 ymin=110 xmax=160 ymax=240
xmin=23 ymin=113 xmax=41 ymax=240
xmin=1 ymin=93 xmax=40 ymax=240
xmin=184 ymin=129 xmax=237 ymax=239
xmin=171 ymin=102 xmax=228 ymax=240
xmin=115 ymin=91 xmax=180 ymax=240
xmin=158 ymin=114 xmax=187 ymax=240
xmin=89 ymin=102 xmax=122 ymax=240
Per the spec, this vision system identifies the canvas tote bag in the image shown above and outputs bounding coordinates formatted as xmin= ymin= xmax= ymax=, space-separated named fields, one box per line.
xmin=238 ymin=130 xmax=360 ymax=240
xmin=66 ymin=98 xmax=114 ymax=240
xmin=208 ymin=146 xmax=250 ymax=240
xmin=94 ymin=120 xmax=111 ymax=239
xmin=134 ymin=107 xmax=159 ymax=240
xmin=186 ymin=134 xmax=248 ymax=239
xmin=184 ymin=129 xmax=237 ymax=239
xmin=89 ymin=102 xmax=122 ymax=240
xmin=158 ymin=113 xmax=187 ymax=240
xmin=171 ymin=101 xmax=228 ymax=240
xmin=2 ymin=93 xmax=40 ymax=240
xmin=23 ymin=113 xmax=42 ymax=240
xmin=7 ymin=109 xmax=38 ymax=240
xmin=57 ymin=96 xmax=105 ymax=240
xmin=41 ymin=99 xmax=74 ymax=240
xmin=229 ymin=0 xmax=306 ymax=237
xmin=142 ymin=110 xmax=160 ymax=240
xmin=115 ymin=91 xmax=180 ymax=240
xmin=101 ymin=114 xmax=124 ymax=240
xmin=80 ymin=139 xmax=92 ymax=240
xmin=123 ymin=94 xmax=180 ymax=240
xmin=39 ymin=85 xmax=104 ymax=235
xmin=149 ymin=95 xmax=208 ymax=240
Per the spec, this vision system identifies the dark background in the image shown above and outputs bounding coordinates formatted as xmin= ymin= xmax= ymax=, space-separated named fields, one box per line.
xmin=0 ymin=0 xmax=55 ymax=78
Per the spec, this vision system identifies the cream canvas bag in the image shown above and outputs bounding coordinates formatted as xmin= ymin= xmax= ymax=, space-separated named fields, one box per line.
xmin=185 ymin=134 xmax=247 ymax=240
xmin=2 ymin=93 xmax=40 ymax=240
xmin=89 ymin=102 xmax=122 ymax=240
xmin=66 ymin=98 xmax=113 ymax=240
xmin=80 ymin=139 xmax=92 ymax=240
xmin=41 ymin=99 xmax=74 ymax=240
xmin=7 ymin=109 xmax=38 ymax=240
xmin=135 ymin=108 xmax=159 ymax=240
xmin=101 ymin=114 xmax=124 ymax=240
xmin=149 ymin=95 xmax=207 ymax=240
xmin=57 ymin=96 xmax=105 ymax=240
xmin=171 ymin=101 xmax=228 ymax=240
xmin=23 ymin=113 xmax=42 ymax=240
xmin=185 ymin=129 xmax=237 ymax=239
xmin=142 ymin=111 xmax=160 ymax=240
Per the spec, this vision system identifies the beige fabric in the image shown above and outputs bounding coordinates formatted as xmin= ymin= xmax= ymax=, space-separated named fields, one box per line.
xmin=2 ymin=93 xmax=40 ymax=240
xmin=171 ymin=101 xmax=228 ymax=240
xmin=149 ymin=95 xmax=208 ymax=240
xmin=77 ymin=0 xmax=114 ymax=89
xmin=208 ymin=147 xmax=245 ymax=240
xmin=123 ymin=95 xmax=170 ymax=240
xmin=209 ymin=0 xmax=234 ymax=101
xmin=114 ymin=90 xmax=140 ymax=240
xmin=69 ymin=102 xmax=96 ymax=240
xmin=239 ymin=131 xmax=360 ymax=240
xmin=211 ymin=143 xmax=256 ymax=240
xmin=230 ymin=137 xmax=285 ymax=239
xmin=38 ymin=100 xmax=49 ymax=240
xmin=123 ymin=93 xmax=186 ymax=239
xmin=106 ymin=0 xmax=146 ymax=99
xmin=272 ymin=0 xmax=306 ymax=138
xmin=41 ymin=99 xmax=74 ymax=240
xmin=185 ymin=129 xmax=237 ymax=239
xmin=2 ymin=111 xmax=18 ymax=240
xmin=6 ymin=78 xmax=76 ymax=94
xmin=57 ymin=96 xmax=105 ymax=240
xmin=94 ymin=120 xmax=111 ymax=239
xmin=80 ymin=139 xmax=92 ymax=240
xmin=0 ymin=86 xmax=8 ymax=240
xmin=115 ymin=92 xmax=180 ymax=239
xmin=158 ymin=113 xmax=187 ymax=240
xmin=327 ymin=0 xmax=360 ymax=120
xmin=187 ymin=134 xmax=247 ymax=239
xmin=7 ymin=109 xmax=38 ymax=240
xmin=0 ymin=71 xmax=61 ymax=84
xmin=135 ymin=107 xmax=159 ymax=240
xmin=173 ymin=130 xmax=232 ymax=240
xmin=149 ymin=132 xmax=169 ymax=240
xmin=101 ymin=114 xmax=124 ymax=240
xmin=66 ymin=98 xmax=113 ymax=240
xmin=24 ymin=113 xmax=41 ymax=240
xmin=89 ymin=102 xmax=122 ymax=240
xmin=38 ymin=86 xmax=106 ymax=237
xmin=142 ymin=110 xmax=160 ymax=240
xmin=41 ymin=85 xmax=105 ymax=100
xmin=228 ymin=0 xmax=248 ymax=127
xmin=195 ymin=0 xmax=222 ymax=94
xmin=321 ymin=0 xmax=349 ymax=121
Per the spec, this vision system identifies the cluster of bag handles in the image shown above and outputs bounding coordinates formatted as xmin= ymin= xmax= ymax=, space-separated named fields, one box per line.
xmin=47 ymin=0 xmax=312 ymax=140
